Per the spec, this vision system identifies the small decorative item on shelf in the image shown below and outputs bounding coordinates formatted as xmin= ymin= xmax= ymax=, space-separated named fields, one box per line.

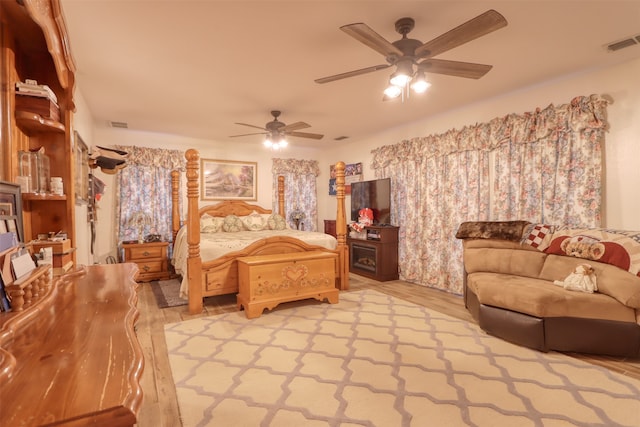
xmin=349 ymin=207 xmax=374 ymax=238
xmin=289 ymin=208 xmax=306 ymax=230
xmin=127 ymin=211 xmax=153 ymax=243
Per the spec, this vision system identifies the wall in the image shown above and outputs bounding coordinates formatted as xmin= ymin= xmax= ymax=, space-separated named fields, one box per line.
xmin=89 ymin=128 xmax=320 ymax=263
xmin=316 ymin=57 xmax=640 ymax=231
xmin=77 ymin=57 xmax=640 ymax=263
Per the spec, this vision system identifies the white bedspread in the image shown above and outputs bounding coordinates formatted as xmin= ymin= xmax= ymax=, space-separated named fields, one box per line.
xmin=172 ymin=227 xmax=338 ymax=298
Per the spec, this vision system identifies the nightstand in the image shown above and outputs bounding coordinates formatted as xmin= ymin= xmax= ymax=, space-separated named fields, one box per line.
xmin=121 ymin=241 xmax=170 ymax=282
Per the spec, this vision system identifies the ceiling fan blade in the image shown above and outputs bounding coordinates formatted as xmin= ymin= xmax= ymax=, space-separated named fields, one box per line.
xmin=420 ymin=58 xmax=493 ymax=79
xmin=415 ymin=9 xmax=507 ymax=59
xmin=229 ymin=132 xmax=267 ymax=138
xmin=340 ymin=23 xmax=403 ymax=58
xmin=234 ymin=122 xmax=267 ymax=131
xmin=315 ymin=64 xmax=390 ymax=84
xmin=281 ymin=121 xmax=310 ymax=132
xmin=287 ymin=131 xmax=324 ymax=140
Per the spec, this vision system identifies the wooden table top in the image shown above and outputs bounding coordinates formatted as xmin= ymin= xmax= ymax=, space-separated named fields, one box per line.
xmin=0 ymin=263 xmax=144 ymax=427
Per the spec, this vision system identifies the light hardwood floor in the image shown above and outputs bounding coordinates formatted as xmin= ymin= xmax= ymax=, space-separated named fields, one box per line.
xmin=134 ymin=274 xmax=640 ymax=427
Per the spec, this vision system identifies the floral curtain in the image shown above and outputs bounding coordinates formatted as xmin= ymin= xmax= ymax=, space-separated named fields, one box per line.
xmin=491 ymin=96 xmax=607 ymax=227
xmin=272 ymin=158 xmax=320 ymax=231
xmin=115 ymin=146 xmax=185 ymax=247
xmin=371 ymin=94 xmax=608 ymax=294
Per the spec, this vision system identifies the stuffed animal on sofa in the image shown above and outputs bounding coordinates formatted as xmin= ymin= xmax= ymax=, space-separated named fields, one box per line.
xmin=553 ymin=263 xmax=598 ymax=293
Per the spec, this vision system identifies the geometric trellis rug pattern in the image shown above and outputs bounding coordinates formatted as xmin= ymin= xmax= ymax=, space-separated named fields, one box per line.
xmin=164 ymin=290 xmax=640 ymax=427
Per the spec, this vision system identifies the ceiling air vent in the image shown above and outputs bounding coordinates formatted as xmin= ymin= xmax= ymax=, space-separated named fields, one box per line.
xmin=109 ymin=121 xmax=128 ymax=129
xmin=607 ymin=36 xmax=639 ymax=52
xmin=334 ymin=136 xmax=349 ymax=141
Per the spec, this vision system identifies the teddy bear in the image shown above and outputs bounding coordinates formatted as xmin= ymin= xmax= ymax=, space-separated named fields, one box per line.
xmin=553 ymin=263 xmax=598 ymax=293
xmin=560 ymin=235 xmax=605 ymax=260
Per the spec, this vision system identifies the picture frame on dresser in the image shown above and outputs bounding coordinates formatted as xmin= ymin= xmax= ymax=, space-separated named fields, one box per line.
xmin=201 ymin=159 xmax=257 ymax=201
xmin=0 ymin=181 xmax=24 ymax=243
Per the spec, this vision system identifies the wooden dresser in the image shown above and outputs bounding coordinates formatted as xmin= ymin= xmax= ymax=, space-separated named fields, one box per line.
xmin=0 ymin=263 xmax=144 ymax=426
xmin=121 ymin=241 xmax=170 ymax=282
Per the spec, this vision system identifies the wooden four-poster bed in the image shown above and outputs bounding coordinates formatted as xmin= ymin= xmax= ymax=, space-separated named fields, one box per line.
xmin=171 ymin=149 xmax=349 ymax=314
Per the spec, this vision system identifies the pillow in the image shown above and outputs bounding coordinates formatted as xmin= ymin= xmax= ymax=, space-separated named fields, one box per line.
xmin=242 ymin=211 xmax=267 ymax=231
xmin=200 ymin=214 xmax=223 ymax=233
xmin=545 ymin=228 xmax=640 ymax=276
xmin=222 ymin=214 xmax=244 ymax=232
xmin=455 ymin=221 xmax=530 ymax=242
xmin=521 ymin=223 xmax=556 ymax=250
xmin=267 ymin=213 xmax=287 ymax=230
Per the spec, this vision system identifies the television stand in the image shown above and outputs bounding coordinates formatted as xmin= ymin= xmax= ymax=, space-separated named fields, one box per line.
xmin=347 ymin=225 xmax=399 ymax=281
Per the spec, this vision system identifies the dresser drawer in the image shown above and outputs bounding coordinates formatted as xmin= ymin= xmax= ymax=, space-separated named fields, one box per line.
xmin=128 ymin=245 xmax=165 ymax=260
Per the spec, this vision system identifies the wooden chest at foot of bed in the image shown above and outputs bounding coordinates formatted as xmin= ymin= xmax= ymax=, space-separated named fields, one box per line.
xmin=237 ymin=251 xmax=339 ymax=318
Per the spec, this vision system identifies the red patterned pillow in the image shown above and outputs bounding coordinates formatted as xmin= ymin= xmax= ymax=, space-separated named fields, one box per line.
xmin=522 ymin=223 xmax=555 ymax=250
xmin=544 ymin=228 xmax=640 ymax=276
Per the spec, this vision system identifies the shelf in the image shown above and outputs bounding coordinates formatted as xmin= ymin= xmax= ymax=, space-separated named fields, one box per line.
xmin=22 ymin=193 xmax=67 ymax=201
xmin=15 ymin=110 xmax=65 ymax=135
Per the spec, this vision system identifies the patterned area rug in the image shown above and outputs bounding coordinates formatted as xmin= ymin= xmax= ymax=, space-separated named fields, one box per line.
xmin=164 ymin=290 xmax=640 ymax=427
xmin=151 ymin=279 xmax=186 ymax=308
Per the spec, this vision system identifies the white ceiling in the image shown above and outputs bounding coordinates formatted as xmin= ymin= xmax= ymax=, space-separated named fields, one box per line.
xmin=59 ymin=1 xmax=640 ymax=148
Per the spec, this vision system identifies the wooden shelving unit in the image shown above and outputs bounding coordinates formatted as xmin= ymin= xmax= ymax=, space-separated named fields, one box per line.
xmin=0 ymin=0 xmax=77 ymax=267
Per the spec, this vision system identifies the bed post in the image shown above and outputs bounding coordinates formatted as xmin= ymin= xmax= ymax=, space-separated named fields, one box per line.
xmin=185 ymin=149 xmax=203 ymax=314
xmin=171 ymin=170 xmax=180 ymax=242
xmin=335 ymin=161 xmax=349 ymax=290
xmin=277 ymin=175 xmax=285 ymax=217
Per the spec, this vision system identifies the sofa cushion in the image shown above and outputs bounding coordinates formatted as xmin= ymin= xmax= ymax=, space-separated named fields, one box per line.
xmin=463 ymin=246 xmax=547 ymax=279
xmin=467 ymin=272 xmax=636 ymax=322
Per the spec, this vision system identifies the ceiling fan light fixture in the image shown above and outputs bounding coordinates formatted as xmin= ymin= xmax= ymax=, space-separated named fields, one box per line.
xmin=389 ymin=71 xmax=411 ymax=87
xmin=411 ymin=74 xmax=431 ymax=94
xmin=263 ymin=137 xmax=273 ymax=148
xmin=384 ymin=84 xmax=402 ymax=98
xmin=390 ymin=60 xmax=413 ymax=87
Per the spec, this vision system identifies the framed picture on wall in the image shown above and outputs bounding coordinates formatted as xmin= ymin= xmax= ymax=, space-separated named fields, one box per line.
xmin=200 ymin=159 xmax=257 ymax=201
xmin=0 ymin=181 xmax=23 ymax=243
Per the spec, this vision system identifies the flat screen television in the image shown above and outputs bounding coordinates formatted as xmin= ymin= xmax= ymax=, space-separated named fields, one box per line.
xmin=350 ymin=178 xmax=391 ymax=225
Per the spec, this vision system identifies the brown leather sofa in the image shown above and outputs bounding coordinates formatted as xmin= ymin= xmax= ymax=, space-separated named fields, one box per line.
xmin=458 ymin=224 xmax=640 ymax=358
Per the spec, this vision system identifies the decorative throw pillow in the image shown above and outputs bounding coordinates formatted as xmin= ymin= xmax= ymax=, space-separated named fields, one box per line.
xmin=521 ymin=223 xmax=556 ymax=250
xmin=200 ymin=213 xmax=223 ymax=233
xmin=242 ymin=211 xmax=267 ymax=231
xmin=545 ymin=228 xmax=640 ymax=276
xmin=267 ymin=213 xmax=287 ymax=230
xmin=222 ymin=214 xmax=244 ymax=232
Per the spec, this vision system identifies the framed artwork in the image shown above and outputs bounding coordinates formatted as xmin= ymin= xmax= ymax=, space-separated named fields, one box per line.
xmin=0 ymin=181 xmax=23 ymax=242
xmin=329 ymin=162 xmax=361 ymax=195
xmin=201 ymin=159 xmax=257 ymax=201
xmin=75 ymin=131 xmax=90 ymax=204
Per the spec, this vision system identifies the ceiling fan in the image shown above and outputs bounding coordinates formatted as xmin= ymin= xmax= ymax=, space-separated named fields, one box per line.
xmin=315 ymin=10 xmax=508 ymax=98
xmin=230 ymin=111 xmax=324 ymax=147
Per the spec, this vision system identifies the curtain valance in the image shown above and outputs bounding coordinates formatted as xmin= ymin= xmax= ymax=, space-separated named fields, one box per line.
xmin=272 ymin=158 xmax=320 ymax=176
xmin=115 ymin=145 xmax=185 ymax=170
xmin=371 ymin=94 xmax=609 ymax=169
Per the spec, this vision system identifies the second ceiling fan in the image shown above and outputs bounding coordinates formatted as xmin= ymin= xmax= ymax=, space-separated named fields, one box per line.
xmin=315 ymin=9 xmax=508 ymax=98
xmin=230 ymin=111 xmax=324 ymax=147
